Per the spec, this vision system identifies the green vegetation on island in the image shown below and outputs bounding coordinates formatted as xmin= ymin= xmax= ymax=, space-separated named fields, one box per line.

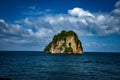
xmin=44 ymin=30 xmax=83 ymax=54
xmin=64 ymin=46 xmax=73 ymax=53
xmin=44 ymin=42 xmax=52 ymax=52
xmin=52 ymin=30 xmax=79 ymax=43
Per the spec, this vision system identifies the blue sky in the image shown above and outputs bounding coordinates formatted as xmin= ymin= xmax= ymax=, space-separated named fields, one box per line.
xmin=0 ymin=0 xmax=120 ymax=52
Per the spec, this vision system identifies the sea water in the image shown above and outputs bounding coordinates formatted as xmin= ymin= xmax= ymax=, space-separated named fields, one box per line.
xmin=0 ymin=51 xmax=120 ymax=80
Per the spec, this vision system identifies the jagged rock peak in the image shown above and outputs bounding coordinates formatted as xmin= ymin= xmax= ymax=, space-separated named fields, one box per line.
xmin=44 ymin=30 xmax=83 ymax=54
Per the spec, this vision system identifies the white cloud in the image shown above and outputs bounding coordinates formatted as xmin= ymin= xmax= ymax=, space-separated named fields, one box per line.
xmin=112 ymin=0 xmax=120 ymax=15
xmin=112 ymin=9 xmax=120 ymax=15
xmin=35 ymin=28 xmax=53 ymax=38
xmin=0 ymin=19 xmax=34 ymax=44
xmin=115 ymin=0 xmax=120 ymax=8
xmin=68 ymin=7 xmax=95 ymax=18
xmin=0 ymin=19 xmax=5 ymax=23
xmin=24 ymin=17 xmax=34 ymax=27
xmin=0 ymin=18 xmax=54 ymax=44
xmin=21 ymin=7 xmax=119 ymax=37
xmin=1 ymin=1 xmax=120 ymax=51
xmin=0 ymin=19 xmax=21 ymax=35
xmin=27 ymin=27 xmax=54 ymax=38
xmin=96 ymin=15 xmax=105 ymax=23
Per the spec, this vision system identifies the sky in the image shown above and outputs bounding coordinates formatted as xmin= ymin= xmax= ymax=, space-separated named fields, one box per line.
xmin=0 ymin=0 xmax=120 ymax=52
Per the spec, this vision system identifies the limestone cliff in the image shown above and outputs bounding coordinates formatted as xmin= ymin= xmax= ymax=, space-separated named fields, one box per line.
xmin=44 ymin=30 xmax=83 ymax=54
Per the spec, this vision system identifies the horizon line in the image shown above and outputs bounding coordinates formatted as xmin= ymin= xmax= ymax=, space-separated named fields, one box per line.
xmin=0 ymin=51 xmax=120 ymax=53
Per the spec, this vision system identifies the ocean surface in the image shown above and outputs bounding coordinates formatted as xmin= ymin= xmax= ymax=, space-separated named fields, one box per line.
xmin=0 ymin=51 xmax=120 ymax=80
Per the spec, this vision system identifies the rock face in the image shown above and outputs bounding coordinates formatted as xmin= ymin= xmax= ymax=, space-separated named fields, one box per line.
xmin=44 ymin=30 xmax=83 ymax=54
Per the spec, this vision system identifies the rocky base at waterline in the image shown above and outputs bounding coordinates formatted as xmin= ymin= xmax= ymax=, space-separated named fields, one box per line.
xmin=44 ymin=30 xmax=83 ymax=54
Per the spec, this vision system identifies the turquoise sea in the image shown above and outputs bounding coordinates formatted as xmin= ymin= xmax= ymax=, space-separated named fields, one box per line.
xmin=0 ymin=51 xmax=120 ymax=80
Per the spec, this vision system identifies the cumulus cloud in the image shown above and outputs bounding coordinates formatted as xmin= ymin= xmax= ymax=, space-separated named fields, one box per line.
xmin=1 ymin=6 xmax=120 ymax=41
xmin=112 ymin=0 xmax=120 ymax=15
xmin=18 ymin=6 xmax=120 ymax=38
xmin=0 ymin=19 xmax=53 ymax=44
xmin=0 ymin=19 xmax=31 ymax=44
xmin=0 ymin=18 xmax=55 ymax=50
xmin=68 ymin=7 xmax=95 ymax=18
xmin=28 ymin=28 xmax=53 ymax=38
xmin=16 ymin=1 xmax=120 ymax=38
xmin=115 ymin=0 xmax=120 ymax=8
xmin=0 ymin=19 xmax=27 ymax=37
xmin=0 ymin=0 xmax=120 ymax=51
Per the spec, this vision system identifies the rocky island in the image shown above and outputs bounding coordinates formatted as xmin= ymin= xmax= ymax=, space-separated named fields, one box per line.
xmin=44 ymin=30 xmax=83 ymax=54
